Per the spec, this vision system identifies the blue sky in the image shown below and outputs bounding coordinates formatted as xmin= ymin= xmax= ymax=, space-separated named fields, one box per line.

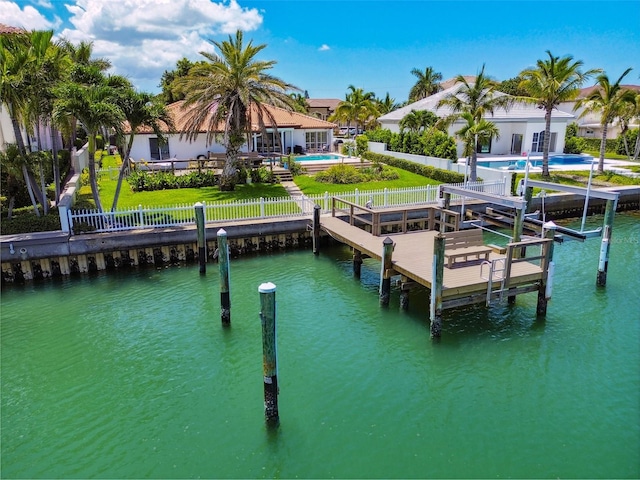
xmin=2 ymin=0 xmax=639 ymax=102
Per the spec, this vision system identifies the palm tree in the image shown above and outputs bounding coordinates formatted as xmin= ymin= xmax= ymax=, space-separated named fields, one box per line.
xmin=437 ymin=65 xmax=512 ymax=180
xmin=329 ymin=85 xmax=378 ymax=137
xmin=408 ymin=66 xmax=442 ymax=102
xmin=289 ymin=93 xmax=309 ymax=113
xmin=456 ymin=112 xmax=500 ymax=180
xmin=576 ymin=68 xmax=635 ymax=173
xmin=111 ymin=90 xmax=174 ymax=211
xmin=399 ymin=109 xmax=438 ymax=134
xmin=376 ymin=93 xmax=400 ymax=115
xmin=176 ymin=30 xmax=299 ymax=191
xmin=53 ymin=80 xmax=126 ymax=212
xmin=519 ymin=51 xmax=599 ymax=177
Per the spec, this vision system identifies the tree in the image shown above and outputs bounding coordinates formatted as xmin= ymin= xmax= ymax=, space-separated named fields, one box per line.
xmin=375 ymin=93 xmax=400 ymax=115
xmin=176 ymin=30 xmax=299 ymax=191
xmin=496 ymin=76 xmax=529 ymax=97
xmin=289 ymin=93 xmax=309 ymax=113
xmin=53 ymin=76 xmax=128 ymax=211
xmin=455 ymin=112 xmax=500 ymax=179
xmin=519 ymin=51 xmax=599 ymax=177
xmin=329 ymin=85 xmax=378 ymax=136
xmin=408 ymin=66 xmax=442 ymax=102
xmin=576 ymin=68 xmax=635 ymax=173
xmin=437 ymin=65 xmax=512 ymax=180
xmin=158 ymin=57 xmax=207 ymax=104
xmin=111 ymin=90 xmax=174 ymax=210
xmin=399 ymin=109 xmax=438 ymax=133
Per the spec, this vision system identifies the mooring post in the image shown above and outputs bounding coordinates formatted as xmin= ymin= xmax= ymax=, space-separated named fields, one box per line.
xmin=312 ymin=204 xmax=321 ymax=255
xmin=379 ymin=237 xmax=394 ymax=306
xmin=217 ymin=228 xmax=231 ymax=325
xmin=399 ymin=278 xmax=410 ymax=311
xmin=596 ymin=199 xmax=616 ymax=287
xmin=524 ymin=186 xmax=534 ymax=214
xmin=258 ymin=282 xmax=279 ymax=426
xmin=537 ymin=222 xmax=557 ymax=316
xmin=430 ymin=233 xmax=445 ymax=338
xmin=440 ymin=192 xmax=452 ymax=233
xmin=353 ymin=248 xmax=363 ymax=278
xmin=194 ymin=202 xmax=206 ymax=274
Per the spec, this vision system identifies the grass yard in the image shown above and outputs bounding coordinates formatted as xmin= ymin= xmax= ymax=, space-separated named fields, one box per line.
xmin=294 ymin=166 xmax=440 ymax=195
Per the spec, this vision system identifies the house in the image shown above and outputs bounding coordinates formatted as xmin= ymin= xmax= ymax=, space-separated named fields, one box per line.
xmin=307 ymin=98 xmax=341 ymax=122
xmin=378 ymin=82 xmax=575 ymax=158
xmin=558 ymin=84 xmax=640 ymax=139
xmin=126 ymin=101 xmax=337 ymax=161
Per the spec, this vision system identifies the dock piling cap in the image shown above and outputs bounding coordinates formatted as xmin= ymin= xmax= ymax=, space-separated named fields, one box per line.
xmin=543 ymin=221 xmax=558 ymax=229
xmin=217 ymin=228 xmax=227 ymax=236
xmin=259 ymin=282 xmax=277 ymax=293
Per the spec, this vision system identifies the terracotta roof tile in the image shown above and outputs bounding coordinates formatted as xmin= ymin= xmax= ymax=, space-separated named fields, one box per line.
xmin=0 ymin=23 xmax=26 ymax=35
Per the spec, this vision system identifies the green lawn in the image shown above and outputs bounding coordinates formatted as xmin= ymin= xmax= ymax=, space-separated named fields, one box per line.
xmin=583 ymin=150 xmax=634 ymax=161
xmin=294 ymin=166 xmax=440 ymax=195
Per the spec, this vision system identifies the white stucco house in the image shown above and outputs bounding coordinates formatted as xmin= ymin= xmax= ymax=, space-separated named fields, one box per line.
xmin=126 ymin=101 xmax=337 ymax=162
xmin=378 ymin=84 xmax=575 ymax=158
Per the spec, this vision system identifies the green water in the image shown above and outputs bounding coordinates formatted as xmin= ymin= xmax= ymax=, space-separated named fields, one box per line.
xmin=2 ymin=213 xmax=639 ymax=479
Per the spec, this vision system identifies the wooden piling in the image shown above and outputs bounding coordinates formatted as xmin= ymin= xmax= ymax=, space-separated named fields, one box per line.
xmin=258 ymin=282 xmax=279 ymax=426
xmin=399 ymin=279 xmax=410 ymax=311
xmin=194 ymin=202 xmax=206 ymax=274
xmin=430 ymin=233 xmax=445 ymax=338
xmin=524 ymin=186 xmax=534 ymax=214
xmin=217 ymin=228 xmax=231 ymax=325
xmin=353 ymin=248 xmax=363 ymax=278
xmin=537 ymin=222 xmax=556 ymax=316
xmin=379 ymin=237 xmax=394 ymax=306
xmin=596 ymin=199 xmax=615 ymax=287
xmin=312 ymin=204 xmax=321 ymax=255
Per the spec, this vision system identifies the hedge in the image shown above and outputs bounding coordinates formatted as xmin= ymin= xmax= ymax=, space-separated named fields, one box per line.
xmin=362 ymin=152 xmax=465 ymax=183
xmin=1 ymin=208 xmax=61 ymax=235
xmin=128 ymin=170 xmax=219 ymax=192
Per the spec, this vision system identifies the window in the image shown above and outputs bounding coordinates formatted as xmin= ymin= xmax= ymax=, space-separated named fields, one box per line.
xmin=531 ymin=131 xmax=557 ymax=153
xmin=256 ymin=132 xmax=281 ymax=153
xmin=305 ymin=131 xmax=328 ymax=152
xmin=149 ymin=138 xmax=169 ymax=160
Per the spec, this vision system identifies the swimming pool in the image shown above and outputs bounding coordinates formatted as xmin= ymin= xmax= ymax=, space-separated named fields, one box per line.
xmin=477 ymin=154 xmax=594 ymax=170
xmin=297 ymin=154 xmax=343 ymax=162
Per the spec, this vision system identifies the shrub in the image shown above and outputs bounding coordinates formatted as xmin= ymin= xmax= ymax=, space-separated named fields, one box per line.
xmin=361 ymin=152 xmax=465 ymax=183
xmin=251 ymin=166 xmax=275 ymax=183
xmin=564 ymin=136 xmax=585 ymax=154
xmin=0 ymin=207 xmax=61 ymax=234
xmin=355 ymin=135 xmax=369 ymax=156
xmin=288 ymin=160 xmax=306 ymax=177
xmin=315 ymin=164 xmax=365 ymax=184
xmin=363 ymin=128 xmax=458 ymax=161
xmin=617 ymin=129 xmax=638 ymax=155
xmin=128 ymin=170 xmax=219 ymax=192
xmin=581 ymin=137 xmax=618 ymax=153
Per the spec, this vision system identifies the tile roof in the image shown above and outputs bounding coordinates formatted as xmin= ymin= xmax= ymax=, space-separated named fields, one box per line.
xmin=128 ymin=100 xmax=336 ymax=134
xmin=576 ymin=84 xmax=640 ymax=99
xmin=0 ymin=23 xmax=26 ymax=35
xmin=307 ymin=98 xmax=342 ymax=109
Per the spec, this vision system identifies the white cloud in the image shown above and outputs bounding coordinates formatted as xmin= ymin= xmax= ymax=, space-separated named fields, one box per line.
xmin=0 ymin=1 xmax=61 ymax=30
xmin=318 ymin=44 xmax=330 ymax=51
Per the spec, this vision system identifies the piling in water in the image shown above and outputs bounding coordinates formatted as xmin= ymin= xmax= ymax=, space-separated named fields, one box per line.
xmin=217 ymin=228 xmax=231 ymax=325
xmin=259 ymin=282 xmax=278 ymax=426
xmin=313 ymin=204 xmax=321 ymax=255
xmin=379 ymin=237 xmax=394 ymax=306
xmin=353 ymin=248 xmax=363 ymax=278
xmin=537 ymin=222 xmax=556 ymax=316
xmin=430 ymin=233 xmax=445 ymax=338
xmin=597 ymin=199 xmax=615 ymax=287
xmin=194 ymin=202 xmax=206 ymax=274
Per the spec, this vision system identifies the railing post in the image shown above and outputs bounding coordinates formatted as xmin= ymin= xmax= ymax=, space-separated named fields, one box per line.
xmin=384 ymin=188 xmax=388 ymax=207
xmin=324 ymin=191 xmax=329 ymax=212
xmin=260 ymin=197 xmax=265 ymax=218
xmin=355 ymin=188 xmax=359 ymax=206
xmin=138 ymin=204 xmax=145 ymax=227
xmin=259 ymin=282 xmax=279 ymax=427
xmin=218 ymin=228 xmax=231 ymax=325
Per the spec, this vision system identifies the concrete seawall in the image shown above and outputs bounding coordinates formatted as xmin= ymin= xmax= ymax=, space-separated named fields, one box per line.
xmin=2 ymin=187 xmax=638 ymax=283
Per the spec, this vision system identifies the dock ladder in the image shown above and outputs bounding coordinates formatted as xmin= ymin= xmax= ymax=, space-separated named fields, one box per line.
xmin=480 ymin=258 xmax=507 ymax=306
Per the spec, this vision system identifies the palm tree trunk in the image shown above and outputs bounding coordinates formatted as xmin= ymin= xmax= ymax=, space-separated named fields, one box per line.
xmin=88 ymin=134 xmax=104 ymax=212
xmin=51 ymin=124 xmax=61 ymax=205
xmin=542 ymin=108 xmax=552 ymax=177
xmin=39 ymin=159 xmax=49 ymax=215
xmin=111 ymin=135 xmax=135 ymax=211
xmin=22 ymin=164 xmax=41 ymax=217
xmin=470 ymin=148 xmax=478 ymax=182
xmin=633 ymin=131 xmax=640 ymax=161
xmin=597 ymin=123 xmax=608 ymax=174
xmin=7 ymin=196 xmax=15 ymax=220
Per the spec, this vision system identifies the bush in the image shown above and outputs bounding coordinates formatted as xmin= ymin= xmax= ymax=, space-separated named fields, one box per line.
xmin=580 ymin=137 xmax=618 ymax=153
xmin=250 ymin=166 xmax=275 ymax=183
xmin=288 ymin=159 xmax=306 ymax=177
xmin=128 ymin=170 xmax=219 ymax=192
xmin=363 ymin=128 xmax=458 ymax=161
xmin=617 ymin=129 xmax=638 ymax=155
xmin=315 ymin=164 xmax=365 ymax=184
xmin=0 ymin=207 xmax=61 ymax=234
xmin=564 ymin=136 xmax=585 ymax=154
xmin=361 ymin=152 xmax=465 ymax=183
xmin=355 ymin=135 xmax=369 ymax=156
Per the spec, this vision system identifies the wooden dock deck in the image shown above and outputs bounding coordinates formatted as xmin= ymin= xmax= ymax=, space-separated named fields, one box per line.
xmin=321 ymin=215 xmax=547 ymax=309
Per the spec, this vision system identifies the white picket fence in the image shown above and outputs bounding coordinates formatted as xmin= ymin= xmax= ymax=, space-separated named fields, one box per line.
xmin=68 ymin=180 xmax=507 ymax=234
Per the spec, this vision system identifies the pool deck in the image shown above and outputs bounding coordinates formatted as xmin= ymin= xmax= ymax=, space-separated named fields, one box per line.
xmin=462 ymin=154 xmax=638 ymax=174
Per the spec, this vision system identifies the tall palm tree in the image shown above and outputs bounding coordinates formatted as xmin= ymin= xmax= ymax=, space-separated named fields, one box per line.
xmin=329 ymin=85 xmax=378 ymax=137
xmin=53 ymin=81 xmax=126 ymax=212
xmin=111 ymin=90 xmax=174 ymax=211
xmin=576 ymin=68 xmax=635 ymax=173
xmin=437 ymin=65 xmax=512 ymax=180
xmin=399 ymin=109 xmax=438 ymax=134
xmin=176 ymin=30 xmax=299 ymax=191
xmin=289 ymin=92 xmax=309 ymax=113
xmin=376 ymin=92 xmax=400 ymax=115
xmin=408 ymin=66 xmax=442 ymax=102
xmin=455 ymin=112 xmax=500 ymax=180
xmin=519 ymin=51 xmax=598 ymax=177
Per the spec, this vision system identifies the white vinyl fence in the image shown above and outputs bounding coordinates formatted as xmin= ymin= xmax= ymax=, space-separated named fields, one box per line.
xmin=68 ymin=180 xmax=507 ymax=234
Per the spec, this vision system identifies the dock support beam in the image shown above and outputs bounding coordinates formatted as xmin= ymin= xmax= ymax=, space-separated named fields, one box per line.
xmin=259 ymin=282 xmax=279 ymax=427
xmin=353 ymin=248 xmax=363 ymax=278
xmin=400 ymin=282 xmax=410 ymax=311
xmin=312 ymin=204 xmax=321 ymax=255
xmin=195 ymin=202 xmax=206 ymax=274
xmin=430 ymin=233 xmax=445 ymax=338
xmin=597 ymin=199 xmax=615 ymax=287
xmin=537 ymin=223 xmax=556 ymax=316
xmin=379 ymin=237 xmax=394 ymax=306
xmin=217 ymin=228 xmax=231 ymax=325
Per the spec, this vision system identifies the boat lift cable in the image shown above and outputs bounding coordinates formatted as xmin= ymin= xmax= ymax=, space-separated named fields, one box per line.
xmin=470 ymin=221 xmax=513 ymax=240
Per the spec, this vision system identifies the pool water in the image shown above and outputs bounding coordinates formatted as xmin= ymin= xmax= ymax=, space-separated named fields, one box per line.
xmin=297 ymin=154 xmax=343 ymax=162
xmin=477 ymin=154 xmax=593 ymax=170
xmin=1 ymin=212 xmax=639 ymax=478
